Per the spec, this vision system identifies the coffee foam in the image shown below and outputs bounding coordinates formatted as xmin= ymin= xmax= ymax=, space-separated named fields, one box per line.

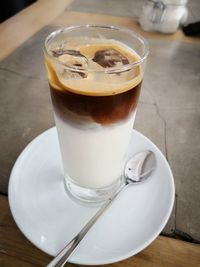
xmin=45 ymin=39 xmax=143 ymax=96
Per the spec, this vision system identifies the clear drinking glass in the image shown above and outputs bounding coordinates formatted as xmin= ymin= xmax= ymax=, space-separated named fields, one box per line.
xmin=44 ymin=25 xmax=148 ymax=202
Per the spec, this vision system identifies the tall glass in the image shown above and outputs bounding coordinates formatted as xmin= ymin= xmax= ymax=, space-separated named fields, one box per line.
xmin=44 ymin=25 xmax=148 ymax=202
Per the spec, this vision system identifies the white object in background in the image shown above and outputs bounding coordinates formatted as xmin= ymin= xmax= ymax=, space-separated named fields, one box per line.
xmin=139 ymin=0 xmax=188 ymax=34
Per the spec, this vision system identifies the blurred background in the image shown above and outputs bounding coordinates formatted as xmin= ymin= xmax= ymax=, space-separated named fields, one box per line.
xmin=0 ymin=0 xmax=36 ymax=22
xmin=1 ymin=0 xmax=199 ymax=25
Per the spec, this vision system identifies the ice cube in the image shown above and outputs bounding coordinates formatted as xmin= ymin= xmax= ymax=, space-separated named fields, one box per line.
xmin=51 ymin=49 xmax=84 ymax=58
xmin=92 ymin=49 xmax=129 ymax=68
xmin=51 ymin=49 xmax=88 ymax=78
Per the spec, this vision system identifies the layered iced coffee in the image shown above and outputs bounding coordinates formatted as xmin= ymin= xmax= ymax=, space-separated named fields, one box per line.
xmin=44 ymin=26 xmax=148 ymax=202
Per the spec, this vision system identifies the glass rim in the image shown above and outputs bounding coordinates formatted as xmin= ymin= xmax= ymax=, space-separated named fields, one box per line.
xmin=148 ymin=0 xmax=187 ymax=6
xmin=44 ymin=24 xmax=149 ymax=74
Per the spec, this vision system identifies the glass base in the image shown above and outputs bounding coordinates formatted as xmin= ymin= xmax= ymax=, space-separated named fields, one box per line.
xmin=64 ymin=176 xmax=123 ymax=203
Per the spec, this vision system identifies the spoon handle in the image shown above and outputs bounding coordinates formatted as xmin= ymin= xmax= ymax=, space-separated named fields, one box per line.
xmin=46 ymin=183 xmax=127 ymax=267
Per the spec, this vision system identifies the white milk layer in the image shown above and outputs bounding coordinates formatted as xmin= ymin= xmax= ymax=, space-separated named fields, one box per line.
xmin=55 ymin=112 xmax=136 ymax=189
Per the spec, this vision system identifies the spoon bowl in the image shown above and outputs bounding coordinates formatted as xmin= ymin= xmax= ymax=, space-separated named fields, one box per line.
xmin=125 ymin=150 xmax=156 ymax=183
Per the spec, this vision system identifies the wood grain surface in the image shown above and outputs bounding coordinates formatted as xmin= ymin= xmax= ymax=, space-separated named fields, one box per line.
xmin=0 ymin=196 xmax=200 ymax=267
xmin=0 ymin=0 xmax=73 ymax=61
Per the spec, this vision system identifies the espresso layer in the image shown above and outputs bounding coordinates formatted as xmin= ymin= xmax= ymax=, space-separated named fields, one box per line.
xmin=50 ymin=82 xmax=141 ymax=125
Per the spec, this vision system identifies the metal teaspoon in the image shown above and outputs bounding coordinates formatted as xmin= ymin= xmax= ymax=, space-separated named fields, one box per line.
xmin=47 ymin=150 xmax=156 ymax=267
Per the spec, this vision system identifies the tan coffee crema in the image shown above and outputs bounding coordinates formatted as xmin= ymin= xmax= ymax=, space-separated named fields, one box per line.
xmin=45 ymin=39 xmax=143 ymax=96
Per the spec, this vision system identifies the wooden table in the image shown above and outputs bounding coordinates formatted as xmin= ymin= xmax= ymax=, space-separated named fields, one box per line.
xmin=1 ymin=195 xmax=200 ymax=266
xmin=0 ymin=1 xmax=200 ymax=266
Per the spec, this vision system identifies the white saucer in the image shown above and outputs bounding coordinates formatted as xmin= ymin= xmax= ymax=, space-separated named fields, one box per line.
xmin=9 ymin=127 xmax=175 ymax=265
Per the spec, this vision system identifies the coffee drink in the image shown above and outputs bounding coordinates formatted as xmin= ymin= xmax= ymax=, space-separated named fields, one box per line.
xmin=44 ymin=26 xmax=148 ymax=201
